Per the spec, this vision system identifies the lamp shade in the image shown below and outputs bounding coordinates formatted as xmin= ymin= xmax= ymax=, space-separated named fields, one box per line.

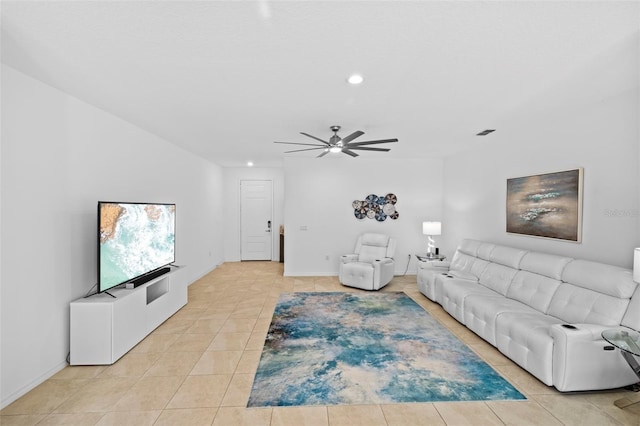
xmin=422 ymin=221 xmax=441 ymax=236
xmin=634 ymin=248 xmax=640 ymax=283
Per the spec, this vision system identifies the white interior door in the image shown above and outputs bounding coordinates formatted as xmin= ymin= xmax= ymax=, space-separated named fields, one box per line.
xmin=240 ymin=180 xmax=273 ymax=261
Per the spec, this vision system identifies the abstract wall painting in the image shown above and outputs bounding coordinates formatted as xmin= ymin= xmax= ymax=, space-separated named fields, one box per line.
xmin=506 ymin=168 xmax=583 ymax=242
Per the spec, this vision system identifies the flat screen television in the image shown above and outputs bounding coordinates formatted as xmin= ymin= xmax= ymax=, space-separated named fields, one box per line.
xmin=98 ymin=201 xmax=176 ymax=293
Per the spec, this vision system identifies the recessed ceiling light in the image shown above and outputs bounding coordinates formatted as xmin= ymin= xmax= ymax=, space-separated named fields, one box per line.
xmin=347 ymin=74 xmax=364 ymax=85
xmin=247 ymin=161 xmax=254 ymax=167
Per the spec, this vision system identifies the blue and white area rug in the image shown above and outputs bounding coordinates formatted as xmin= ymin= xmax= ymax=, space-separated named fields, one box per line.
xmin=247 ymin=292 xmax=525 ymax=407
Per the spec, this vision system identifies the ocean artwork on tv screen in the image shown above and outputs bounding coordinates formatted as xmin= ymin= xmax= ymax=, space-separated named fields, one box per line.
xmin=99 ymin=202 xmax=175 ymax=293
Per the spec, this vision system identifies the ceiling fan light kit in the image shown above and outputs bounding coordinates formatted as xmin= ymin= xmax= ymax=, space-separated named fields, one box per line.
xmin=275 ymin=125 xmax=398 ymax=158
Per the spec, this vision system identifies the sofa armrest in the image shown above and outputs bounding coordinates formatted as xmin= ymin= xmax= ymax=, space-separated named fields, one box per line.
xmin=447 ymin=270 xmax=478 ymax=281
xmin=550 ymin=324 xmax=638 ymax=391
xmin=372 ymin=257 xmax=394 ymax=275
xmin=372 ymin=257 xmax=395 ymax=289
xmin=417 ymin=262 xmax=451 ymax=302
xmin=341 ymin=254 xmax=358 ymax=264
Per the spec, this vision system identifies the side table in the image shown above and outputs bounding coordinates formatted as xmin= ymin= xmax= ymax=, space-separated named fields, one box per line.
xmin=416 ymin=254 xmax=446 ymax=262
xmin=601 ymin=328 xmax=640 ymax=408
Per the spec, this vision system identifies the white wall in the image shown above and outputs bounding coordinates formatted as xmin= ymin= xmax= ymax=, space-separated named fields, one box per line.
xmin=283 ymin=157 xmax=444 ymax=276
xmin=222 ymin=167 xmax=285 ymax=262
xmin=443 ymin=34 xmax=640 ymax=267
xmin=0 ymin=65 xmax=224 ymax=408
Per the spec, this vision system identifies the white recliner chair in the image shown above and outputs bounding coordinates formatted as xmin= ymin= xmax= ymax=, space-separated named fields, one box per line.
xmin=339 ymin=233 xmax=396 ymax=291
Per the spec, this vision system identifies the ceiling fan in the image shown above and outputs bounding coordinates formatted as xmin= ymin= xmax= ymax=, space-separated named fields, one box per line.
xmin=275 ymin=125 xmax=398 ymax=158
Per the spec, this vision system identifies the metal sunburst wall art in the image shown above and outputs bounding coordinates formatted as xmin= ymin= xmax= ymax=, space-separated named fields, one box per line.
xmin=352 ymin=193 xmax=398 ymax=222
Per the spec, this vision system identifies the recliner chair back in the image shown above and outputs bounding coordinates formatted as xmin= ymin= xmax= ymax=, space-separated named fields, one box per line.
xmin=355 ymin=233 xmax=396 ymax=263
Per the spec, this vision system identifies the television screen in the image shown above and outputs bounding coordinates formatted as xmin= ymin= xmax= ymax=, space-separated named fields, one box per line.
xmin=98 ymin=202 xmax=175 ymax=293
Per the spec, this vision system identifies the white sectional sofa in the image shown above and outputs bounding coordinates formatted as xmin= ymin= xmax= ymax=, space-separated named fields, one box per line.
xmin=417 ymin=239 xmax=640 ymax=392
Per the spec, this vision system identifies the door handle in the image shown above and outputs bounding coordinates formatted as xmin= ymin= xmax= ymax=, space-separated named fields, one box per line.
xmin=266 ymin=220 xmax=272 ymax=232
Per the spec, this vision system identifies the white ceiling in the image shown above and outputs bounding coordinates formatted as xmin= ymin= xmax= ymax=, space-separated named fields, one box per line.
xmin=2 ymin=1 xmax=638 ymax=167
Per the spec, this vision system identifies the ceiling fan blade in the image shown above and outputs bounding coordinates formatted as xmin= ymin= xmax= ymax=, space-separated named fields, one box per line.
xmin=348 ymin=146 xmax=391 ymax=152
xmin=300 ymin=132 xmax=330 ymax=146
xmin=284 ymin=147 xmax=327 ymax=153
xmin=341 ymin=149 xmax=359 ymax=157
xmin=274 ymin=141 xmax=326 ymax=147
xmin=340 ymin=130 xmax=364 ymax=144
xmin=317 ymin=150 xmax=330 ymax=158
xmin=346 ymin=138 xmax=399 ymax=146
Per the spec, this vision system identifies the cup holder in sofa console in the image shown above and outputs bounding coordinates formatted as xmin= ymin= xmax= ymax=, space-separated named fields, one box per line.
xmin=561 ymin=324 xmax=577 ymax=329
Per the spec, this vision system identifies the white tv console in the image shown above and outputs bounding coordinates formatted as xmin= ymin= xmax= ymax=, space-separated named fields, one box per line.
xmin=69 ymin=265 xmax=187 ymax=365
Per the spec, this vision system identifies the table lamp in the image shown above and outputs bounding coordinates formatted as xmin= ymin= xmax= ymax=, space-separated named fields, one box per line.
xmin=422 ymin=221 xmax=441 ymax=258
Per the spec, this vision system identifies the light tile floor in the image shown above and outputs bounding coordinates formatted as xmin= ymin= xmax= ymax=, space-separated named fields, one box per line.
xmin=2 ymin=261 xmax=639 ymax=425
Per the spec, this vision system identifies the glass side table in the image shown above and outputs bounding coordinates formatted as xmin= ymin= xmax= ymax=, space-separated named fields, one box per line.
xmin=415 ymin=254 xmax=446 ymax=262
xmin=602 ymin=328 xmax=640 ymax=408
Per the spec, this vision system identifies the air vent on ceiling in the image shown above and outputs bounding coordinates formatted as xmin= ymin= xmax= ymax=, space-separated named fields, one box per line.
xmin=476 ymin=129 xmax=496 ymax=136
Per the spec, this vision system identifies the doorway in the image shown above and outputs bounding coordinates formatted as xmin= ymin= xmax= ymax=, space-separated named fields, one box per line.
xmin=240 ymin=180 xmax=273 ymax=261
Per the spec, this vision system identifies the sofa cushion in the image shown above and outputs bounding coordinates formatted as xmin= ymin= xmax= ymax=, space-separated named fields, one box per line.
xmin=477 ymin=243 xmax=497 ymax=261
xmin=358 ymin=245 xmax=388 ymax=264
xmin=449 ymin=252 xmax=489 ymax=280
xmin=457 ymin=239 xmax=484 ymax=256
xmin=519 ymin=252 xmax=573 ymax=280
xmin=561 ymin=259 xmax=636 ymax=298
xmin=479 ymin=263 xmax=518 ymax=296
xmin=464 ymin=294 xmax=538 ymax=346
xmin=496 ymin=312 xmax=563 ymax=386
xmin=488 ymin=245 xmax=527 ymax=269
xmin=432 ymin=269 xmax=487 ymax=305
xmin=440 ymin=278 xmax=500 ymax=324
xmin=507 ymin=271 xmax=562 ymax=313
xmin=547 ymin=284 xmax=630 ymax=326
xmin=340 ymin=262 xmax=375 ymax=289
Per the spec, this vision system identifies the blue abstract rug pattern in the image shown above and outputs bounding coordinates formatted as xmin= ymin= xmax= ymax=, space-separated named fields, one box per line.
xmin=248 ymin=292 xmax=525 ymax=407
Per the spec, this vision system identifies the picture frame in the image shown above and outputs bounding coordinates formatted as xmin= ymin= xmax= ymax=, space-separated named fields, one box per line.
xmin=506 ymin=168 xmax=583 ymax=242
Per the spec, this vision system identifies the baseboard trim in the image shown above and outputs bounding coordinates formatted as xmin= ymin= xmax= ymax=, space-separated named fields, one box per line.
xmin=186 ymin=262 xmax=221 ymax=286
xmin=1 ymin=360 xmax=67 ymax=410
xmin=283 ymin=272 xmax=336 ymax=277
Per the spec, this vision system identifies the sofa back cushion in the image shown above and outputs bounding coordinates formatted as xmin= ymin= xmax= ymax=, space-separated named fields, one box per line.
xmin=479 ymin=263 xmax=518 ymax=296
xmin=477 ymin=243 xmax=497 ymax=261
xmin=488 ymin=245 xmax=527 ymax=269
xmin=561 ymin=260 xmax=636 ymax=298
xmin=508 ymin=271 xmax=562 ymax=313
xmin=449 ymin=251 xmax=489 ymax=281
xmin=519 ymin=252 xmax=573 ymax=280
xmin=457 ymin=239 xmax=484 ymax=257
xmin=547 ymin=284 xmax=630 ymax=325
xmin=546 ymin=260 xmax=635 ymax=325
